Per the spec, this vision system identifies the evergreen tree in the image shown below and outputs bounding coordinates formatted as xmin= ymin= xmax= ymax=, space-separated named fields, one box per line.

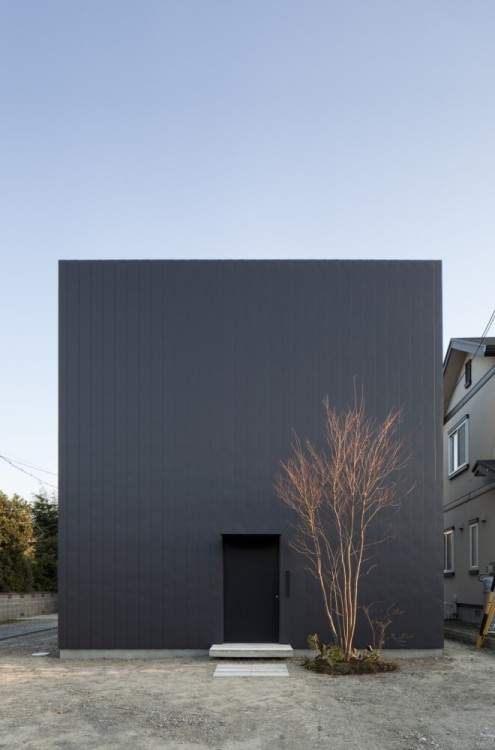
xmin=31 ymin=492 xmax=58 ymax=592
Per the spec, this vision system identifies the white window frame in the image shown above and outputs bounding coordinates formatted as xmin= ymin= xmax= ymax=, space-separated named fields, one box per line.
xmin=448 ymin=416 xmax=469 ymax=477
xmin=444 ymin=529 xmax=454 ymax=574
xmin=469 ymin=522 xmax=479 ymax=570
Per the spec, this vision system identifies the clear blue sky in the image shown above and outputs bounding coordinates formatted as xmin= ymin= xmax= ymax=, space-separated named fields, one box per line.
xmin=1 ymin=1 xmax=494 ymax=500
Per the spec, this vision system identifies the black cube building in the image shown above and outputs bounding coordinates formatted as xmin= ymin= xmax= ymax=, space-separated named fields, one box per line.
xmin=59 ymin=260 xmax=443 ymax=656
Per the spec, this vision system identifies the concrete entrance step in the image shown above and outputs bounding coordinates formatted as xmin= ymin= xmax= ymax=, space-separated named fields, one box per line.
xmin=213 ymin=663 xmax=289 ymax=677
xmin=209 ymin=643 xmax=293 ymax=659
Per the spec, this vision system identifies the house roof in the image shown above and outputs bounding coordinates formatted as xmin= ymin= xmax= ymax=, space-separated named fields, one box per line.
xmin=472 ymin=460 xmax=495 ymax=481
xmin=443 ymin=338 xmax=495 ymax=412
xmin=445 ymin=338 xmax=495 ymax=363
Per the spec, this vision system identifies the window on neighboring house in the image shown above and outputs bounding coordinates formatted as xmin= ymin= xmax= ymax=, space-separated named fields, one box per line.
xmin=448 ymin=417 xmax=469 ymax=476
xmin=444 ymin=529 xmax=454 ymax=574
xmin=469 ymin=522 xmax=479 ymax=570
xmin=465 ymin=359 xmax=472 ymax=388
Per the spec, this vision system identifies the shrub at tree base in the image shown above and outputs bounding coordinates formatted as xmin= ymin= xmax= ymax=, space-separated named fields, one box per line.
xmin=304 ymin=635 xmax=398 ymax=676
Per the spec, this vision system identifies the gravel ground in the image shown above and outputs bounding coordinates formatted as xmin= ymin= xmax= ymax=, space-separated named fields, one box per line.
xmin=1 ymin=630 xmax=494 ymax=750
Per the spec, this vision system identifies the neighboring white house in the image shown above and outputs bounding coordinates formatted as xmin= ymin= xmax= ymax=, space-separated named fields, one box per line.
xmin=443 ymin=337 xmax=495 ymax=623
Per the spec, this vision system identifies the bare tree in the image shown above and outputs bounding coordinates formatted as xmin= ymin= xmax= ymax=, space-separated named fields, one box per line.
xmin=274 ymin=394 xmax=410 ymax=659
xmin=362 ymin=602 xmax=410 ymax=651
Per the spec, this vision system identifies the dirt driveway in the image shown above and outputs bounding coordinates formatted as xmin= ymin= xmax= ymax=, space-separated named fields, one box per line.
xmin=1 ymin=630 xmax=494 ymax=750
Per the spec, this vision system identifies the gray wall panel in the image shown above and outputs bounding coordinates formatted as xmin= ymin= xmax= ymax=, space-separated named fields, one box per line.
xmin=124 ymin=264 xmax=140 ymax=647
xmin=59 ymin=260 xmax=443 ymax=650
xmin=77 ymin=263 xmax=92 ymax=646
xmin=101 ymin=263 xmax=116 ymax=648
xmin=90 ymin=263 xmax=104 ymax=647
xmin=137 ymin=263 xmax=151 ymax=648
xmin=161 ymin=263 xmax=176 ymax=646
xmin=149 ymin=265 xmax=164 ymax=648
xmin=58 ymin=262 xmax=69 ymax=646
xmin=113 ymin=262 xmax=128 ymax=647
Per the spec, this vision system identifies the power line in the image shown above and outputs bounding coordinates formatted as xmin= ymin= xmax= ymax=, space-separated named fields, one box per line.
xmin=0 ymin=454 xmax=58 ymax=490
xmin=444 ymin=305 xmax=495 ymax=408
xmin=0 ymin=451 xmax=57 ymax=476
xmin=0 ymin=450 xmax=58 ymax=476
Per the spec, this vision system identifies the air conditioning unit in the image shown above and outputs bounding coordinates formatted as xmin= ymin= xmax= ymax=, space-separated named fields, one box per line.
xmin=444 ymin=601 xmax=457 ymax=620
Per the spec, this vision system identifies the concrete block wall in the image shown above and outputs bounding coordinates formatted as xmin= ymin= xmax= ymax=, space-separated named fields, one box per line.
xmin=0 ymin=593 xmax=58 ymax=619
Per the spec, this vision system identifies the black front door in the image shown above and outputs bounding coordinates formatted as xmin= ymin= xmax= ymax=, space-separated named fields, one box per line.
xmin=223 ymin=535 xmax=279 ymax=642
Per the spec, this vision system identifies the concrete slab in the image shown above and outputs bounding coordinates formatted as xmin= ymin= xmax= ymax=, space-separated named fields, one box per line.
xmin=0 ymin=619 xmax=58 ymax=641
xmin=19 ymin=614 xmax=58 ymax=621
xmin=60 ymin=649 xmax=209 ymax=659
xmin=444 ymin=621 xmax=495 ymax=651
xmin=209 ymin=643 xmax=293 ymax=658
xmin=213 ymin=663 xmax=289 ymax=677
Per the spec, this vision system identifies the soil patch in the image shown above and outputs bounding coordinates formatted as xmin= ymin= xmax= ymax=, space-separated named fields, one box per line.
xmin=1 ymin=631 xmax=495 ymax=749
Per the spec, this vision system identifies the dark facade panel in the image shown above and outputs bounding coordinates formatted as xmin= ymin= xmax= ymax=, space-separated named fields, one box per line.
xmin=59 ymin=259 xmax=443 ymax=650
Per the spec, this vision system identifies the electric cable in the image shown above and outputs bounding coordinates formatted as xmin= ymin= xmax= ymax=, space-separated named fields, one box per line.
xmin=0 ymin=454 xmax=58 ymax=490
xmin=0 ymin=451 xmax=57 ymax=476
xmin=444 ymin=305 xmax=495 ymax=410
